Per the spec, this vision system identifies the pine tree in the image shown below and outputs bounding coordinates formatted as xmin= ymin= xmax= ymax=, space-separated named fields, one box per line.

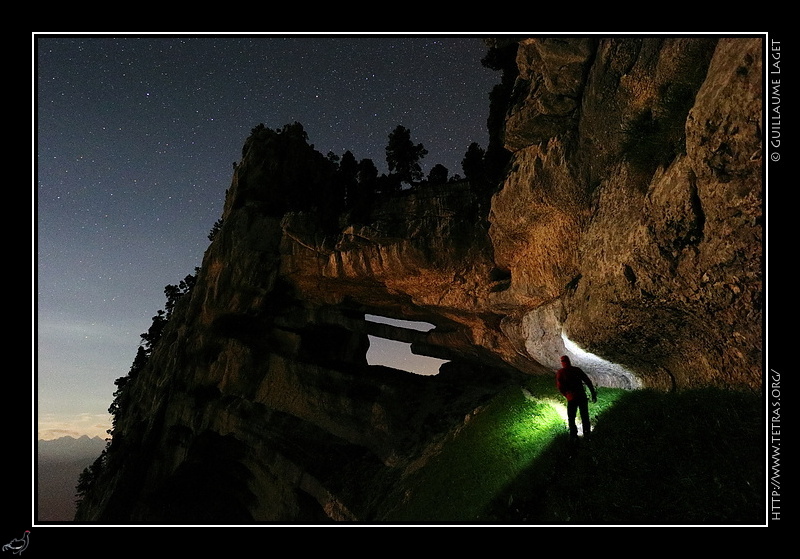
xmin=385 ymin=125 xmax=428 ymax=188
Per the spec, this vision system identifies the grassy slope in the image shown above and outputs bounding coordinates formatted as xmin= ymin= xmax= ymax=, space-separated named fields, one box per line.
xmin=380 ymin=376 xmax=764 ymax=525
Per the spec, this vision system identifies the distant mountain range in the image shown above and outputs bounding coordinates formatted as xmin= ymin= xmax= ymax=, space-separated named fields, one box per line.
xmin=37 ymin=435 xmax=107 ymax=522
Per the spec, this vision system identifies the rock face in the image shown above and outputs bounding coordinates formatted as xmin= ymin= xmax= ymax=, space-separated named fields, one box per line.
xmin=75 ymin=37 xmax=762 ymax=523
xmin=492 ymin=37 xmax=762 ymax=390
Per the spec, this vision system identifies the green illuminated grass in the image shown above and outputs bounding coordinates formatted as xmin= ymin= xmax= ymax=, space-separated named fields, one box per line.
xmin=380 ymin=378 xmax=763 ymax=525
xmin=383 ymin=376 xmax=626 ymax=522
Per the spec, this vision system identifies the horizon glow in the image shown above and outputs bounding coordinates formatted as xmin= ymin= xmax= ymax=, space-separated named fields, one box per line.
xmin=38 ymin=411 xmax=111 ymax=441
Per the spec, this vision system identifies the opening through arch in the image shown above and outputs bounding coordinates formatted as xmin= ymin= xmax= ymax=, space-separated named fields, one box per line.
xmin=364 ymin=314 xmax=449 ymax=376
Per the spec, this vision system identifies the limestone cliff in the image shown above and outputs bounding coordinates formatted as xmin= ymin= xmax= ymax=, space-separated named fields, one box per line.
xmin=492 ymin=37 xmax=762 ymax=390
xmin=75 ymin=37 xmax=762 ymax=523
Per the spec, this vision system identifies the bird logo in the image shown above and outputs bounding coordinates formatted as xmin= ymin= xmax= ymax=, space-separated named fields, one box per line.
xmin=2 ymin=531 xmax=29 ymax=555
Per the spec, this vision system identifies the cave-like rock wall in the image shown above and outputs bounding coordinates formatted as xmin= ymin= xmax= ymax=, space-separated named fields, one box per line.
xmin=491 ymin=37 xmax=761 ymax=390
xmin=75 ymin=37 xmax=762 ymax=523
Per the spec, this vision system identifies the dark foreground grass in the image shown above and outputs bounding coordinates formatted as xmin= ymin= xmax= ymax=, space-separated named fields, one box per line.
xmin=383 ymin=377 xmax=764 ymax=525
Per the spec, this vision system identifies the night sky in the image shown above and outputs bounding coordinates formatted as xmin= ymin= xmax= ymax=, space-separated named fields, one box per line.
xmin=35 ymin=33 xmax=501 ymax=440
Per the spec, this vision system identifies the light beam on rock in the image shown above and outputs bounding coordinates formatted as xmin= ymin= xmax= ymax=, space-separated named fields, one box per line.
xmin=561 ymin=331 xmax=642 ymax=389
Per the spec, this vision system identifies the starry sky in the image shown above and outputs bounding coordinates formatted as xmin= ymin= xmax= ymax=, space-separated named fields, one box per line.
xmin=35 ymin=33 xmax=501 ymax=440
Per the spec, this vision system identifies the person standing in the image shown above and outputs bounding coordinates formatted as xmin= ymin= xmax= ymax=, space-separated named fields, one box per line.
xmin=556 ymin=355 xmax=597 ymax=440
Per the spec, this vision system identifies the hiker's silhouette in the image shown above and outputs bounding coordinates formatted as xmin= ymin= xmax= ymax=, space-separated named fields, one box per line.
xmin=555 ymin=355 xmax=597 ymax=440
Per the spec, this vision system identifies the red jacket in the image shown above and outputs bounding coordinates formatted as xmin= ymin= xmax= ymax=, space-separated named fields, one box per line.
xmin=556 ymin=365 xmax=595 ymax=402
